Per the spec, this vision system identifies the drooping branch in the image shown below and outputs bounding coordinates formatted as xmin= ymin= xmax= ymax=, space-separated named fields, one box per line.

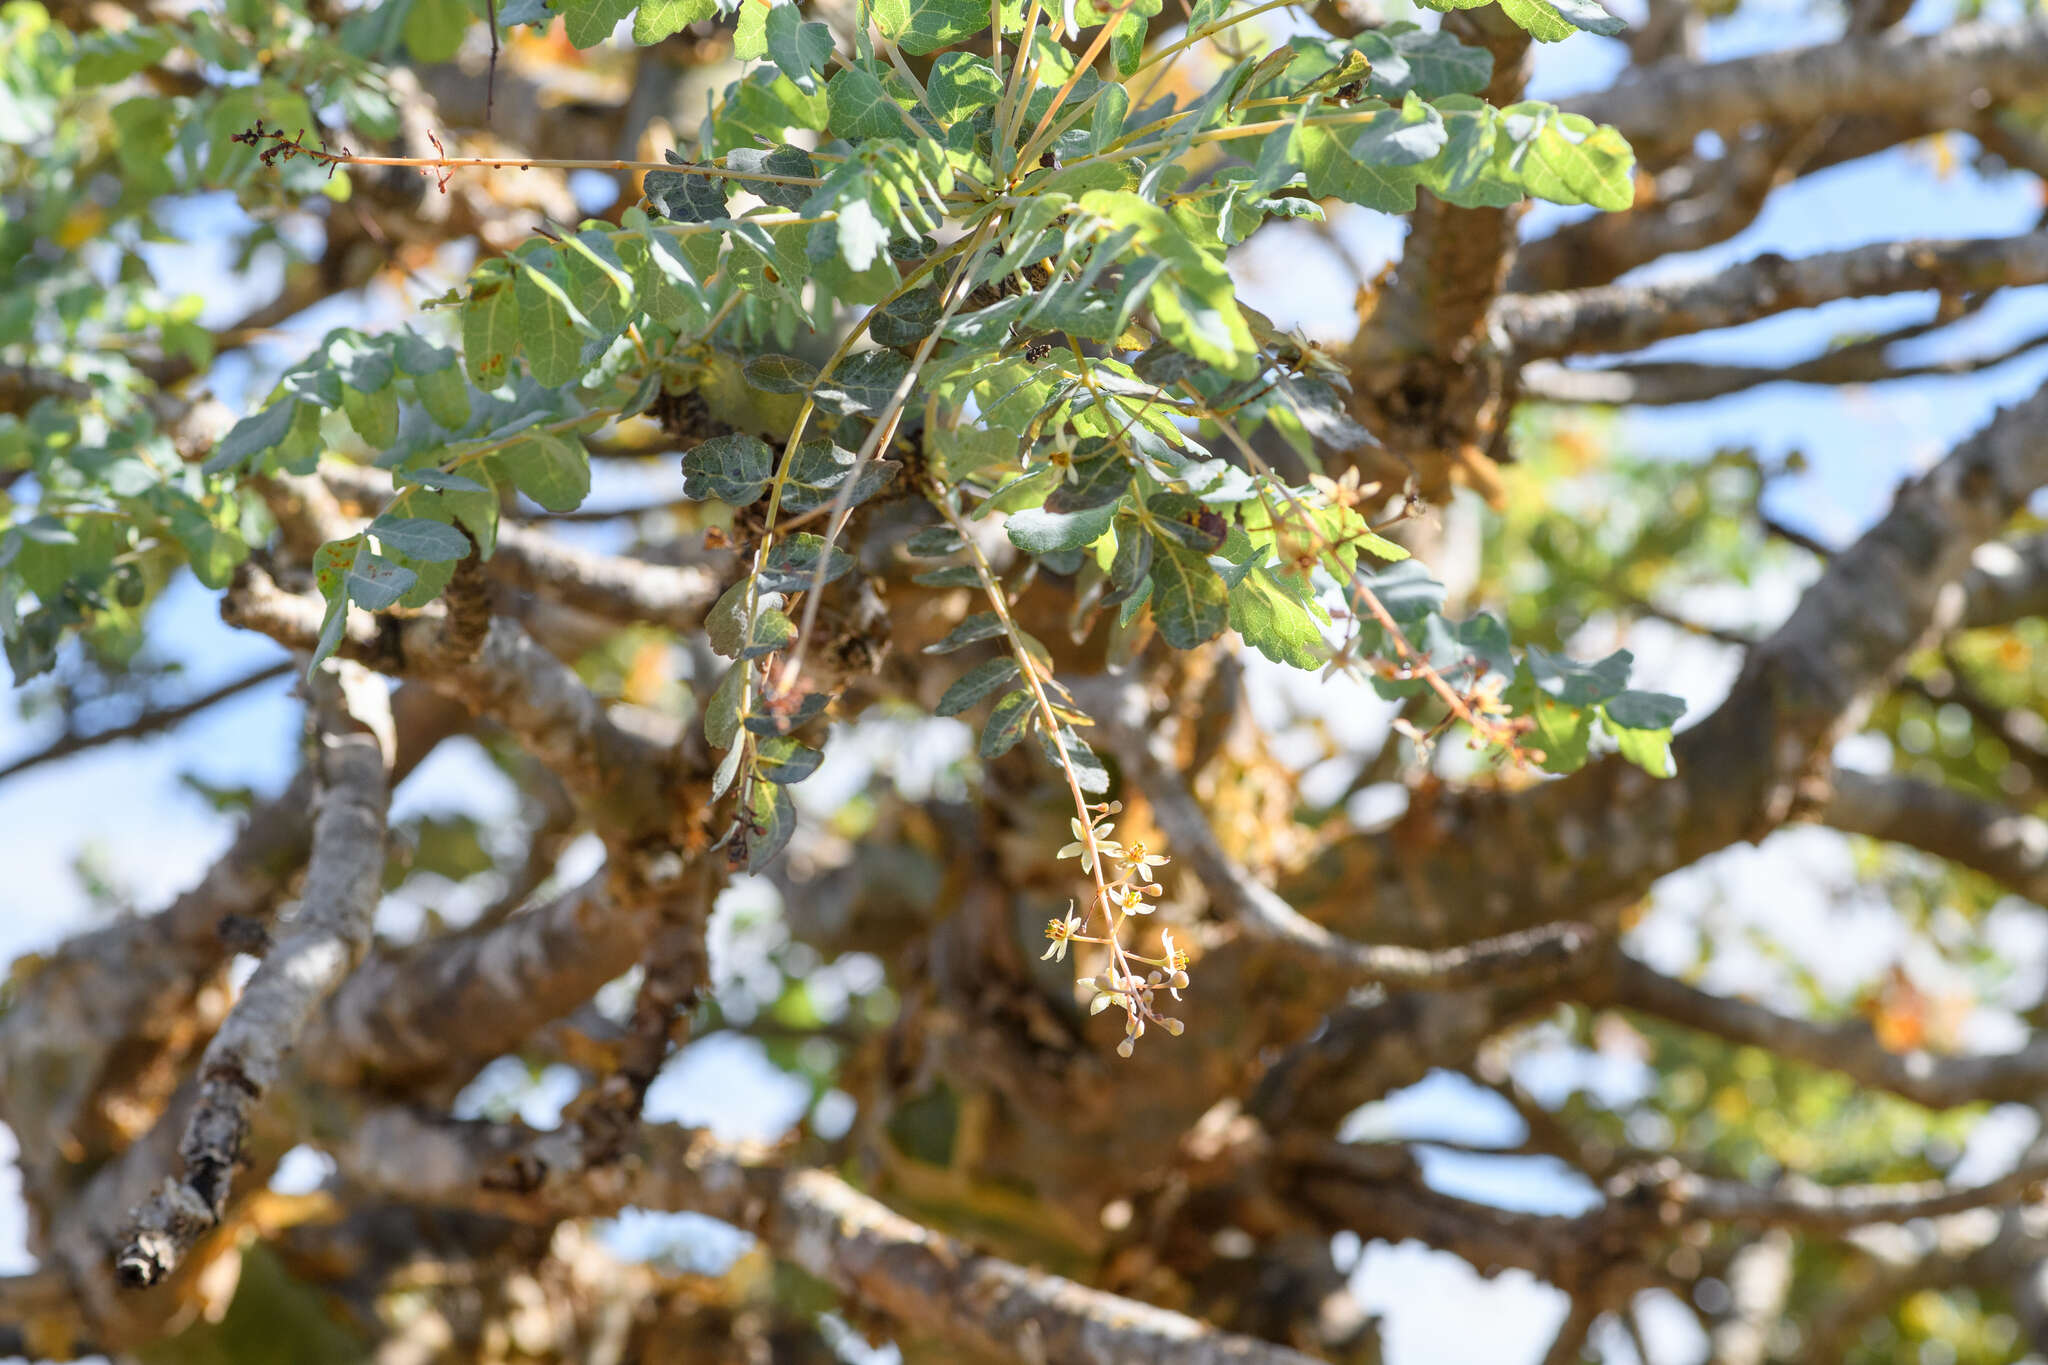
xmin=1560 ymin=16 xmax=2048 ymax=164
xmin=1497 ymin=231 xmax=2048 ymax=361
xmin=113 ymin=663 xmax=395 ymax=1288
xmin=1820 ymin=769 xmax=2048 ymax=905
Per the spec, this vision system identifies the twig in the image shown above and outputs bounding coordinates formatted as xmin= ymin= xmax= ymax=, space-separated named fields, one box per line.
xmin=0 ymin=661 xmax=292 ymax=785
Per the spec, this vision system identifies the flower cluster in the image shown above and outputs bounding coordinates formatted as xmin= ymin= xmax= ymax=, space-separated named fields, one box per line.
xmin=1046 ymin=801 xmax=1187 ymax=1057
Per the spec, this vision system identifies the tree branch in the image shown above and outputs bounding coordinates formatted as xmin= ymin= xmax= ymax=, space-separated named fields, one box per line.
xmin=113 ymin=664 xmax=395 ymax=1288
xmin=1817 ymin=769 xmax=2048 ymax=906
xmin=1080 ymin=676 xmax=1596 ymax=990
xmin=1560 ymin=17 xmax=2048 ymax=164
xmin=333 ymin=1111 xmax=1334 ymax=1365
xmin=1517 ymin=320 xmax=2048 ymax=406
xmin=0 ymin=661 xmax=292 ymax=785
xmin=1962 ymin=532 xmax=2048 ymax=629
xmin=1497 ymin=231 xmax=2048 ymax=361
xmin=319 ymin=461 xmax=723 ymax=634
xmin=219 ymin=562 xmax=686 ymax=834
xmin=1593 ymin=950 xmax=2048 ymax=1109
xmin=1301 ymin=373 xmax=2048 ymax=952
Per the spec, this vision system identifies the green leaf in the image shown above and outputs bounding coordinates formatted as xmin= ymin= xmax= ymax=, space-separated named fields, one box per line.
xmin=1351 ymin=94 xmax=1446 ymax=167
xmin=1148 ymin=538 xmax=1229 ymax=649
xmin=682 ymin=433 xmax=775 ymax=504
xmin=646 ymin=149 xmax=732 ymax=222
xmin=759 ymin=533 xmax=858 ymax=593
xmin=561 ymin=0 xmax=634 ymax=47
xmin=403 ymin=0 xmax=469 ymax=62
xmin=757 ymin=735 xmax=824 ymax=783
xmin=1603 ymin=689 xmax=1686 ymax=730
xmin=1037 ymin=724 xmax=1110 ymax=793
xmin=915 ymin=564 xmax=984 ymax=588
xmin=1362 ymin=24 xmax=1491 ymax=98
xmin=1299 ymin=121 xmax=1422 ymax=212
xmin=204 ymin=399 xmax=298 ymax=475
xmin=709 ymin=580 xmax=773 ymax=657
xmin=815 ymin=348 xmax=914 ymax=416
xmin=1497 ymin=103 xmax=1634 ymax=210
xmin=494 ymin=432 xmax=590 ymax=512
xmin=1508 ymin=663 xmax=1590 ymax=773
xmin=1076 ymin=190 xmax=1256 ymax=378
xmin=766 ymin=3 xmax=834 ymax=93
xmin=870 ymin=285 xmax=943 ymax=348
xmin=781 ymin=441 xmax=896 ymax=513
xmin=925 ymin=612 xmax=1006 ymax=654
xmin=633 ymin=0 xmax=715 ymax=42
xmin=745 ymin=690 xmax=833 ymax=734
xmin=75 ymin=26 xmax=173 ymax=86
xmin=746 ymin=354 xmax=819 ymax=393
xmin=1007 ymin=501 xmax=1118 ymax=555
xmin=345 ymin=547 xmax=418 ymax=610
xmin=728 ymin=143 xmax=818 ymax=209
xmin=342 ymin=384 xmax=400 ymax=448
xmin=514 ymin=263 xmax=589 ymax=388
xmin=706 ymin=660 xmax=748 ymax=747
xmin=371 ymin=515 xmax=471 ymax=562
xmin=462 ymin=274 xmax=521 ymax=388
xmin=742 ymin=776 xmax=798 ymax=870
xmin=871 ymin=0 xmax=983 ymax=53
xmin=742 ymin=605 xmax=796 ymax=658
xmin=1610 ymin=724 xmax=1675 ymax=778
xmin=937 ymin=657 xmax=1021 ymax=715
xmin=165 ymin=502 xmax=249 ymax=590
xmin=978 ymin=688 xmax=1034 ymax=758
xmin=826 ymin=68 xmax=911 ymax=141
xmin=734 ymin=0 xmax=771 ymax=56
xmin=1229 ymin=565 xmax=1325 ymax=669
xmin=413 ymin=365 xmax=473 ymax=429
xmin=927 ymin=53 xmax=1002 ymax=121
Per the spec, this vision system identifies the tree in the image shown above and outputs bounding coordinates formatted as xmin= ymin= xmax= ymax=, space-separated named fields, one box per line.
xmin=4 ymin=0 xmax=2048 ymax=1354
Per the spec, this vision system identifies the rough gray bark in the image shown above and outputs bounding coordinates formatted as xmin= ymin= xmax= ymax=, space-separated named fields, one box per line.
xmin=113 ymin=664 xmax=395 ymax=1288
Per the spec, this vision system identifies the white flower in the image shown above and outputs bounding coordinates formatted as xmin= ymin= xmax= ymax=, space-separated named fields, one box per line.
xmin=1056 ymin=816 xmax=1122 ymax=873
xmin=1041 ymin=905 xmax=1084 ymax=962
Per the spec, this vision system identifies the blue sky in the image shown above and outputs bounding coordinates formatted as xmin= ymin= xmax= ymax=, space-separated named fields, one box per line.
xmin=7 ymin=0 xmax=2048 ymax=1360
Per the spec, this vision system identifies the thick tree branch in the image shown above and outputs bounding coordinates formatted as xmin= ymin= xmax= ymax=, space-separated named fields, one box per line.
xmin=1497 ymin=232 xmax=2048 ymax=361
xmin=1560 ymin=17 xmax=2048 ymax=164
xmin=1302 ymin=375 xmax=2048 ymax=952
xmin=113 ymin=664 xmax=395 ymax=1288
xmin=1817 ymin=769 xmax=2048 ymax=905
xmin=334 ymin=1111 xmax=1332 ymax=1365
xmin=219 ymin=563 xmax=685 ymax=834
xmin=1593 ymin=950 xmax=2048 ymax=1109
